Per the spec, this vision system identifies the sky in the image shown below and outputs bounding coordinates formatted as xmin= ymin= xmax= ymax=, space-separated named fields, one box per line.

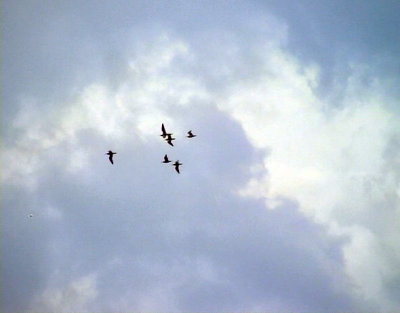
xmin=2 ymin=1 xmax=400 ymax=312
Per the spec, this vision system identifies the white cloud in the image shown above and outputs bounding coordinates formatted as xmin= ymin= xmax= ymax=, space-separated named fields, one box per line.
xmin=219 ymin=48 xmax=400 ymax=310
xmin=32 ymin=273 xmax=98 ymax=312
xmin=2 ymin=34 xmax=206 ymax=189
xmin=4 ymin=27 xmax=400 ymax=311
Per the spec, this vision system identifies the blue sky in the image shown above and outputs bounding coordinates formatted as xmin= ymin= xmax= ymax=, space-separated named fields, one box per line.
xmin=2 ymin=1 xmax=400 ymax=312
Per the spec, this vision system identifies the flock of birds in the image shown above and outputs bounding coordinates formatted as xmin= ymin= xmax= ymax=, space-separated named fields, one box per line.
xmin=29 ymin=124 xmax=194 ymax=218
xmin=105 ymin=123 xmax=196 ymax=174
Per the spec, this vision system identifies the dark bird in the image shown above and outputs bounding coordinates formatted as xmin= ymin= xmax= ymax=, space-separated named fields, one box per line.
xmin=29 ymin=214 xmax=33 ymax=218
xmin=187 ymin=130 xmax=196 ymax=138
xmin=160 ymin=123 xmax=172 ymax=138
xmin=106 ymin=150 xmax=117 ymax=164
xmin=172 ymin=160 xmax=182 ymax=173
xmin=165 ymin=133 xmax=176 ymax=146
xmin=162 ymin=154 xmax=171 ymax=163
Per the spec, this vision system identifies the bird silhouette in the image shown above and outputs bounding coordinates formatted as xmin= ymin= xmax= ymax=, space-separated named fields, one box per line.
xmin=172 ymin=160 xmax=182 ymax=173
xmin=187 ymin=130 xmax=196 ymax=138
xmin=161 ymin=123 xmax=172 ymax=138
xmin=165 ymin=133 xmax=176 ymax=146
xmin=162 ymin=154 xmax=171 ymax=163
xmin=106 ymin=150 xmax=117 ymax=164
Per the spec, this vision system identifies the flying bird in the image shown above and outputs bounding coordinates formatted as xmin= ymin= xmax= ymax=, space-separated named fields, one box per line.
xmin=173 ymin=160 xmax=182 ymax=173
xmin=162 ymin=154 xmax=171 ymax=163
xmin=29 ymin=214 xmax=33 ymax=218
xmin=106 ymin=150 xmax=117 ymax=164
xmin=160 ymin=123 xmax=172 ymax=138
xmin=187 ymin=130 xmax=196 ymax=138
xmin=165 ymin=133 xmax=176 ymax=146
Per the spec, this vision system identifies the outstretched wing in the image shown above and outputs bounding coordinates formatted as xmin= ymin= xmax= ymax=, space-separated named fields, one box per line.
xmin=167 ymin=140 xmax=174 ymax=146
xmin=109 ymin=154 xmax=114 ymax=164
xmin=175 ymin=165 xmax=180 ymax=173
xmin=164 ymin=154 xmax=169 ymax=162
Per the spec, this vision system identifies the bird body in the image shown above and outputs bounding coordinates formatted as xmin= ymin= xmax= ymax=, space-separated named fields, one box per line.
xmin=106 ymin=150 xmax=117 ymax=164
xmin=161 ymin=123 xmax=172 ymax=138
xmin=162 ymin=154 xmax=171 ymax=163
xmin=187 ymin=130 xmax=196 ymax=138
xmin=173 ymin=160 xmax=182 ymax=173
xmin=166 ymin=133 xmax=176 ymax=146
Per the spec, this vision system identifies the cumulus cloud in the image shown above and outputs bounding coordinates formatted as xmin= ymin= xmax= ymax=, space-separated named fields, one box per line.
xmin=3 ymin=1 xmax=400 ymax=312
xmin=218 ymin=47 xmax=400 ymax=310
xmin=3 ymin=33 xmax=354 ymax=312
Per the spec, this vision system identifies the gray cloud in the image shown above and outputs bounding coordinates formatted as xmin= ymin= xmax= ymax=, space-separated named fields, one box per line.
xmin=260 ymin=0 xmax=400 ymax=104
xmin=3 ymin=106 xmax=353 ymax=312
xmin=3 ymin=1 xmax=399 ymax=312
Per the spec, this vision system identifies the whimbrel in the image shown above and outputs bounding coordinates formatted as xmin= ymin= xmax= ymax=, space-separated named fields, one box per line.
xmin=172 ymin=160 xmax=182 ymax=173
xmin=106 ymin=150 xmax=117 ymax=164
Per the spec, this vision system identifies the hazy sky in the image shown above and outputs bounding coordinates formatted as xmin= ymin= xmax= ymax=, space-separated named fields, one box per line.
xmin=2 ymin=1 xmax=400 ymax=312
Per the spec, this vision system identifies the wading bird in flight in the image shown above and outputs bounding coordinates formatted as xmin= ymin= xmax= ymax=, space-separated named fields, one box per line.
xmin=166 ymin=134 xmax=175 ymax=146
xmin=173 ymin=160 xmax=182 ymax=173
xmin=160 ymin=123 xmax=172 ymax=138
xmin=187 ymin=130 xmax=196 ymax=138
xmin=162 ymin=154 xmax=171 ymax=163
xmin=106 ymin=150 xmax=117 ymax=164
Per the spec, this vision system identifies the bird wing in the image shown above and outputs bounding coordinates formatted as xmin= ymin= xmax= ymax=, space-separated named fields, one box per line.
xmin=161 ymin=123 xmax=166 ymax=135
xmin=175 ymin=165 xmax=180 ymax=173
xmin=167 ymin=140 xmax=174 ymax=146
xmin=164 ymin=154 xmax=169 ymax=162
xmin=109 ymin=154 xmax=114 ymax=164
